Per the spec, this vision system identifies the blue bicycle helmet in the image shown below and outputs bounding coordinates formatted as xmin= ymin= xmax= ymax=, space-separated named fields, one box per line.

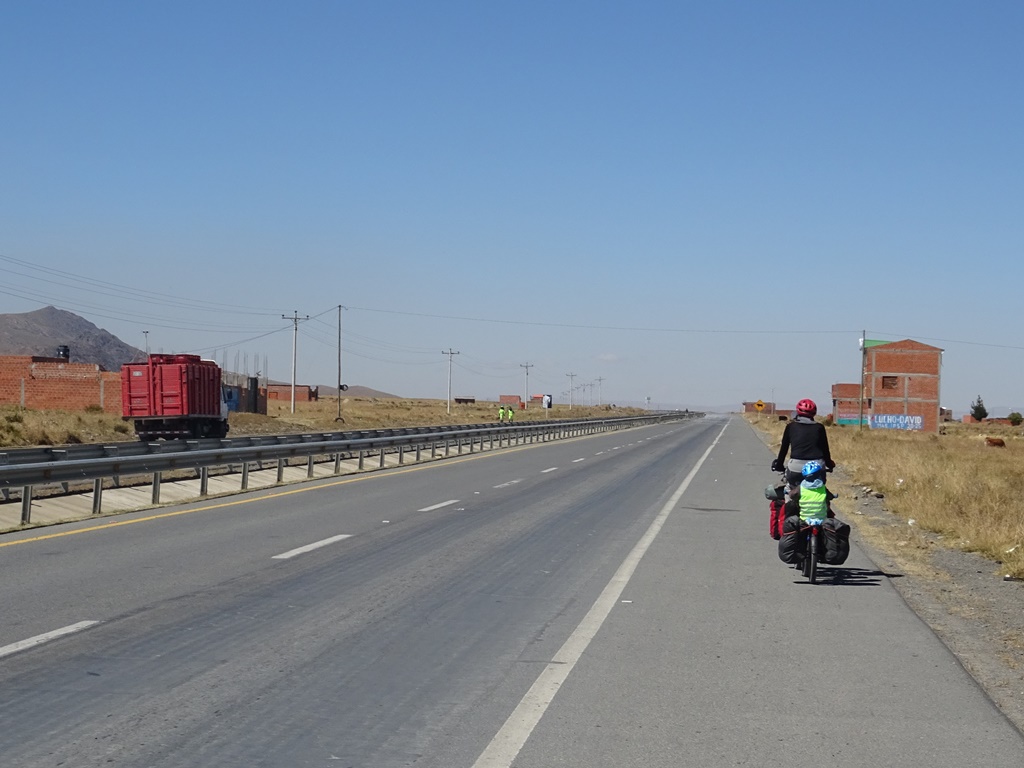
xmin=801 ymin=460 xmax=824 ymax=477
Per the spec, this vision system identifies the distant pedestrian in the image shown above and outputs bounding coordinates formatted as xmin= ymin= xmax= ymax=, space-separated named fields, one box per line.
xmin=507 ymin=406 xmax=515 ymax=424
xmin=498 ymin=405 xmax=506 ymax=422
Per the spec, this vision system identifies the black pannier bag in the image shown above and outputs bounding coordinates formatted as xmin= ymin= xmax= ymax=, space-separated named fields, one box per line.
xmin=778 ymin=516 xmax=803 ymax=564
xmin=821 ymin=517 xmax=851 ymax=565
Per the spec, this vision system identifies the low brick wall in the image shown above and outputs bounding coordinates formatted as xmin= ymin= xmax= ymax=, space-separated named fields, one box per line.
xmin=0 ymin=356 xmax=121 ymax=413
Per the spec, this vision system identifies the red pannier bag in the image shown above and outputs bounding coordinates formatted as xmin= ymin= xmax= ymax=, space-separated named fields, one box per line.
xmin=765 ymin=485 xmax=787 ymax=540
xmin=769 ymin=499 xmax=787 ymax=540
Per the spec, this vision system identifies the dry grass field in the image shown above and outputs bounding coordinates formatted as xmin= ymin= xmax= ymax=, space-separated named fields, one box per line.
xmin=747 ymin=414 xmax=1024 ymax=579
xmin=0 ymin=398 xmax=645 ymax=448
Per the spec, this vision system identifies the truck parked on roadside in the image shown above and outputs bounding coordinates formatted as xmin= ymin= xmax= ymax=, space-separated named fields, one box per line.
xmin=121 ymin=354 xmax=230 ymax=440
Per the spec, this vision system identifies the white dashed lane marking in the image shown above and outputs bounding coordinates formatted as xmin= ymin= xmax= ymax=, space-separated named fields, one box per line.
xmin=417 ymin=499 xmax=461 ymax=512
xmin=273 ymin=534 xmax=353 ymax=559
xmin=0 ymin=621 xmax=100 ymax=659
xmin=572 ymin=458 xmax=585 ymax=463
xmin=541 ymin=468 xmax=558 ymax=473
xmin=493 ymin=480 xmax=523 ymax=489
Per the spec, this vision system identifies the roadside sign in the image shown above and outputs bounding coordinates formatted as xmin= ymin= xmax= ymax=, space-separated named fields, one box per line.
xmin=754 ymin=400 xmax=765 ymax=412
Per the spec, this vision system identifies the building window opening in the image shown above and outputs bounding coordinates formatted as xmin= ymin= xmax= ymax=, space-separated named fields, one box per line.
xmin=882 ymin=376 xmax=898 ymax=390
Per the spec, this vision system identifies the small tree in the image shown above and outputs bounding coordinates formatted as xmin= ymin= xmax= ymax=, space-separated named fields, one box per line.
xmin=970 ymin=395 xmax=989 ymax=422
xmin=1008 ymin=412 xmax=1023 ymax=427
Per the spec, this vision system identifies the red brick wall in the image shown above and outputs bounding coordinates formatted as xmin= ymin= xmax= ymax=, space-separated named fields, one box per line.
xmin=266 ymin=384 xmax=314 ymax=402
xmin=0 ymin=357 xmax=121 ymax=413
xmin=869 ymin=348 xmax=941 ymax=376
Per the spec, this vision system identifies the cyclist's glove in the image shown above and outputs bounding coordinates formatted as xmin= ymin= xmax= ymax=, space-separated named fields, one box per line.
xmin=770 ymin=458 xmax=784 ymax=473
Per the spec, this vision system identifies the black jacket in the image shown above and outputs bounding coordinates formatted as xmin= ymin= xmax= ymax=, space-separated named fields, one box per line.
xmin=776 ymin=417 xmax=832 ymax=465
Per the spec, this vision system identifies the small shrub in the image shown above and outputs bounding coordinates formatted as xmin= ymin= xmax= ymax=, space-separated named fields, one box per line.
xmin=1008 ymin=412 xmax=1023 ymax=427
xmin=5 ymin=412 xmax=24 ymax=424
xmin=84 ymin=404 xmax=104 ymax=414
xmin=113 ymin=423 xmax=131 ymax=434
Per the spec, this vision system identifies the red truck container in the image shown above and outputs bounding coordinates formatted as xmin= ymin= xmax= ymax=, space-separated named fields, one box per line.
xmin=121 ymin=354 xmax=229 ymax=440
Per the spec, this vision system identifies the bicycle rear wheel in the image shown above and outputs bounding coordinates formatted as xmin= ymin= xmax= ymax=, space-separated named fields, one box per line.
xmin=808 ymin=530 xmax=818 ymax=584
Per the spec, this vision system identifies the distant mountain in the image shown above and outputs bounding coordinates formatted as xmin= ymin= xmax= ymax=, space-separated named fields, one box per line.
xmin=0 ymin=306 xmax=143 ymax=372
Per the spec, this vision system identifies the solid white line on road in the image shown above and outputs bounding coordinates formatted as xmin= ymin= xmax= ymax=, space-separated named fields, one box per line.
xmin=272 ymin=534 xmax=353 ymax=560
xmin=572 ymin=458 xmax=585 ymax=463
xmin=0 ymin=620 xmax=100 ymax=659
xmin=541 ymin=467 xmax=558 ymax=473
xmin=417 ymin=499 xmax=461 ymax=512
xmin=471 ymin=419 xmax=730 ymax=768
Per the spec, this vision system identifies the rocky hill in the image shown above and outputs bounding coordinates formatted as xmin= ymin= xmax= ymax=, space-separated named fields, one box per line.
xmin=0 ymin=306 xmax=143 ymax=371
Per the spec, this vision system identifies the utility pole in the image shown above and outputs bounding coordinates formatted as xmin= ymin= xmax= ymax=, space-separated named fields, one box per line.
xmin=143 ymin=330 xmax=149 ymax=357
xmin=858 ymin=329 xmax=867 ymax=431
xmin=282 ymin=311 xmax=308 ymax=414
xmin=442 ymin=348 xmax=460 ymax=414
xmin=566 ymin=373 xmax=577 ymax=410
xmin=520 ymin=363 xmax=533 ymax=407
xmin=336 ymin=305 xmax=347 ymax=422
xmin=595 ymin=376 xmax=604 ymax=406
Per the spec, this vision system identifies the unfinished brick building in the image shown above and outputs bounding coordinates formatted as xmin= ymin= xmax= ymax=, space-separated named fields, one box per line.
xmin=832 ymin=339 xmax=943 ymax=433
xmin=0 ymin=355 xmax=121 ymax=413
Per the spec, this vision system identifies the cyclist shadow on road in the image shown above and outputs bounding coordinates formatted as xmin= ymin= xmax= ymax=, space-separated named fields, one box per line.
xmin=794 ymin=567 xmax=903 ymax=587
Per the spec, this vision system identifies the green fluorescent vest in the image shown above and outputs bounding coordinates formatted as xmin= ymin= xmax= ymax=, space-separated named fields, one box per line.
xmin=799 ymin=484 xmax=829 ymax=521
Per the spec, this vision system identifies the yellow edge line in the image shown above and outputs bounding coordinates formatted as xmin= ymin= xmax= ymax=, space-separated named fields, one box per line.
xmin=0 ymin=440 xmax=546 ymax=549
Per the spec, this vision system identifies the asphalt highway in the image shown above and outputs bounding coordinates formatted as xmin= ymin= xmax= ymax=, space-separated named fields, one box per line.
xmin=0 ymin=415 xmax=1021 ymax=767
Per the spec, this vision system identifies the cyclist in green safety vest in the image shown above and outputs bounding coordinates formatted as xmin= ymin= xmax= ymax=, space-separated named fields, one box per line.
xmin=785 ymin=460 xmax=835 ymax=521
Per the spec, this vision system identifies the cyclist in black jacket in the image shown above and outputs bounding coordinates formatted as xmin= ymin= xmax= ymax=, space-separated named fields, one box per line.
xmin=771 ymin=398 xmax=834 ymax=490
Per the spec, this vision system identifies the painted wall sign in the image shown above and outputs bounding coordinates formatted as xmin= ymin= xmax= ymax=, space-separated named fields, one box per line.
xmin=871 ymin=414 xmax=924 ymax=430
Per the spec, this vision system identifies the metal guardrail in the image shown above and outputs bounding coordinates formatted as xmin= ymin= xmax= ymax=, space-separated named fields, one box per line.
xmin=1 ymin=413 xmax=701 ymax=525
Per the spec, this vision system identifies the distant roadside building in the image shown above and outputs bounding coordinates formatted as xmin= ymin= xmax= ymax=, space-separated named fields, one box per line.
xmin=832 ymin=339 xmax=943 ymax=433
xmin=741 ymin=401 xmax=780 ymax=415
xmin=266 ymin=384 xmax=318 ymax=402
xmin=0 ymin=353 xmax=121 ymax=413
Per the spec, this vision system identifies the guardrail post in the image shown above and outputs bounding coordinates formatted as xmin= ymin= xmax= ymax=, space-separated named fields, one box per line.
xmin=379 ymin=448 xmax=386 ymax=468
xmin=334 ymin=453 xmax=342 ymax=474
xmin=358 ymin=450 xmax=365 ymax=470
xmin=307 ymin=456 xmax=315 ymax=478
xmin=92 ymin=478 xmax=103 ymax=514
xmin=241 ymin=462 xmax=250 ymax=490
xmin=200 ymin=467 xmax=209 ymax=496
xmin=152 ymin=472 xmax=162 ymax=505
xmin=398 ymin=445 xmax=405 ymax=465
xmin=20 ymin=486 xmax=32 ymax=524
xmin=416 ymin=444 xmax=422 ymax=462
xmin=445 ymin=439 xmax=450 ymax=457
xmin=431 ymin=442 xmax=437 ymax=459
xmin=277 ymin=458 xmax=285 ymax=483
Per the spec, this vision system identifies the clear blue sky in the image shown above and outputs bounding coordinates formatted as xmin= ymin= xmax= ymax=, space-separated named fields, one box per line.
xmin=2 ymin=2 xmax=1022 ymax=413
